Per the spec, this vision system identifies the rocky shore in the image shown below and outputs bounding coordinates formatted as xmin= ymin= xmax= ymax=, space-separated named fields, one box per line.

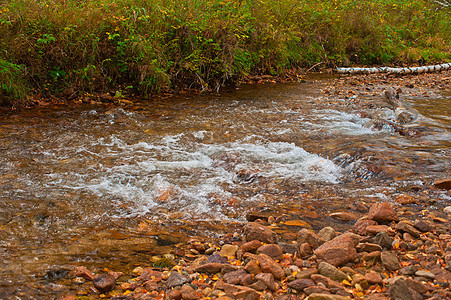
xmin=56 ymin=179 xmax=451 ymax=300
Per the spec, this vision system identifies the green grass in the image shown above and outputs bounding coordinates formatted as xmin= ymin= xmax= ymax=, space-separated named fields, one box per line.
xmin=0 ymin=0 xmax=450 ymax=107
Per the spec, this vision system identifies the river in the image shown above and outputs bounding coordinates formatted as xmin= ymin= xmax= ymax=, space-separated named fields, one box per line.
xmin=0 ymin=79 xmax=449 ymax=297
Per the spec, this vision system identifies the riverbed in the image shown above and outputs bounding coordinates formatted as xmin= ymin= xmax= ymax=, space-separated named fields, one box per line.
xmin=0 ymin=74 xmax=449 ymax=297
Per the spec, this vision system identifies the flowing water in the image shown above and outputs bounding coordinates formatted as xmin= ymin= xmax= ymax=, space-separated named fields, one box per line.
xmin=0 ymin=80 xmax=450 ymax=297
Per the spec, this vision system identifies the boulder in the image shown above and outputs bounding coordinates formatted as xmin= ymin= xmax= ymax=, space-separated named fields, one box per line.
xmin=390 ymin=277 xmax=422 ymax=300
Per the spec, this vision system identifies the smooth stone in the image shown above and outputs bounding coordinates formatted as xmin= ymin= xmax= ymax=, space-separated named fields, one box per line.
xmin=241 ymin=240 xmax=262 ymax=253
xmin=353 ymin=219 xmax=378 ymax=236
xmin=329 ymin=212 xmax=359 ymax=222
xmin=365 ymin=271 xmax=383 ymax=285
xmin=433 ymin=179 xmax=451 ymax=190
xmin=318 ymin=227 xmax=336 ymax=242
xmin=444 ymin=206 xmax=451 ymax=214
xmin=194 ymin=263 xmax=224 ymax=274
xmin=286 ymin=278 xmax=315 ymax=291
xmin=180 ymin=284 xmax=200 ymax=300
xmin=414 ymin=270 xmax=435 ymax=280
xmin=314 ymin=233 xmax=359 ymax=266
xmin=357 ymin=242 xmax=382 ymax=253
xmin=297 ymin=228 xmax=325 ymax=249
xmin=257 ymin=253 xmax=285 ymax=279
xmin=244 ymin=260 xmax=262 ymax=275
xmin=93 ymin=274 xmax=115 ymax=293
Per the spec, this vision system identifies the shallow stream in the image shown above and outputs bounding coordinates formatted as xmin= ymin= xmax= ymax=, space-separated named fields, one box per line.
xmin=0 ymin=80 xmax=450 ymax=296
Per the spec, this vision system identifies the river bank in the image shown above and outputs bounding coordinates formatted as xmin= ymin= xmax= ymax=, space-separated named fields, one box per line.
xmin=39 ymin=192 xmax=451 ymax=299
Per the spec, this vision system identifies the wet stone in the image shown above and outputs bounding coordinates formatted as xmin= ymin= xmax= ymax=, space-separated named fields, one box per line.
xmin=366 ymin=225 xmax=390 ymax=235
xmin=194 ymin=262 xmax=224 ymax=274
xmin=433 ymin=178 xmax=451 ymax=190
xmin=368 ymin=202 xmax=398 ymax=223
xmin=314 ymin=233 xmax=358 ymax=266
xmin=279 ymin=242 xmax=299 ymax=255
xmin=208 ymin=253 xmax=228 ymax=264
xmin=297 ymin=228 xmax=325 ymax=249
xmin=93 ymin=274 xmax=116 ymax=293
xmin=75 ymin=266 xmax=94 ymax=281
xmin=243 ymin=222 xmax=277 ymax=244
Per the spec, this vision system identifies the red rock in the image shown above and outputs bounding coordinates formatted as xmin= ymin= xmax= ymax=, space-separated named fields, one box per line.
xmin=257 ymin=253 xmax=285 ymax=279
xmin=180 ymin=284 xmax=199 ymax=300
xmin=367 ymin=202 xmax=398 ymax=223
xmin=140 ymin=268 xmax=163 ymax=280
xmin=215 ymin=280 xmax=260 ymax=300
xmin=287 ymin=278 xmax=315 ymax=291
xmin=256 ymin=244 xmax=283 ymax=261
xmin=329 ymin=212 xmax=359 ymax=221
xmin=297 ymin=228 xmax=325 ymax=249
xmin=366 ymin=225 xmax=390 ymax=235
xmin=433 ymin=178 xmax=451 ymax=190
xmin=365 ymin=271 xmax=383 ymax=285
xmin=244 ymin=260 xmax=262 ymax=275
xmin=75 ymin=266 xmax=94 ymax=281
xmin=93 ymin=274 xmax=115 ymax=293
xmin=241 ymin=240 xmax=262 ymax=253
xmin=299 ymin=242 xmax=313 ymax=258
xmin=380 ymin=251 xmax=400 ymax=271
xmin=314 ymin=233 xmax=359 ymax=266
xmin=243 ymin=222 xmax=277 ymax=244
xmin=193 ymin=262 xmax=223 ymax=274
xmin=311 ymin=274 xmax=345 ymax=290
xmin=223 ymin=269 xmax=254 ymax=286
xmin=255 ymin=273 xmax=277 ymax=291
xmin=168 ymin=289 xmax=182 ymax=300
xmin=353 ymin=219 xmax=378 ymax=235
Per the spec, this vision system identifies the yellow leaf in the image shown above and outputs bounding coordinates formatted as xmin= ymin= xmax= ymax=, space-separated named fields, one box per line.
xmin=342 ymin=279 xmax=352 ymax=286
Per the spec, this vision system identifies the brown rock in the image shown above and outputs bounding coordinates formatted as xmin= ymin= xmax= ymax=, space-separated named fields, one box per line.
xmin=314 ymin=233 xmax=358 ymax=266
xmin=140 ymin=268 xmax=163 ymax=281
xmin=366 ymin=225 xmax=390 ymax=235
xmin=93 ymin=274 xmax=115 ymax=293
xmin=356 ymin=242 xmax=382 ymax=253
xmin=287 ymin=278 xmax=315 ymax=291
xmin=365 ymin=271 xmax=383 ymax=285
xmin=167 ymin=271 xmax=191 ymax=288
xmin=216 ymin=280 xmax=260 ymax=300
xmin=390 ymin=277 xmax=422 ymax=300
xmin=367 ymin=202 xmax=398 ymax=223
xmin=244 ymin=260 xmax=262 ymax=275
xmin=223 ymin=269 xmax=254 ymax=286
xmin=193 ymin=263 xmax=224 ymax=274
xmin=405 ymin=278 xmax=428 ymax=295
xmin=248 ymin=279 xmax=268 ymax=291
xmin=297 ymin=228 xmax=325 ymax=249
xmin=241 ymin=240 xmax=262 ymax=253
xmin=295 ymin=268 xmax=319 ymax=279
xmin=220 ymin=244 xmax=239 ymax=257
xmin=255 ymin=273 xmax=277 ymax=291
xmin=75 ymin=266 xmax=94 ymax=281
xmin=257 ymin=244 xmax=283 ymax=261
xmin=311 ymin=274 xmax=346 ymax=290
xmin=433 ymin=178 xmax=451 ymax=190
xmin=380 ymin=251 xmax=400 ymax=272
xmin=395 ymin=221 xmax=421 ymax=238
xmin=329 ymin=212 xmax=358 ymax=221
xmin=318 ymin=227 xmax=336 ymax=242
xmin=362 ymin=251 xmax=381 ymax=261
xmin=413 ymin=220 xmax=431 ymax=232
xmin=306 ymin=293 xmax=350 ymax=300
xmin=299 ymin=242 xmax=313 ymax=258
xmin=168 ymin=289 xmax=182 ymax=300
xmin=243 ymin=222 xmax=277 ymax=244
xmin=353 ymin=219 xmax=378 ymax=235
xmin=304 ymin=286 xmax=331 ymax=295
xmin=180 ymin=284 xmax=199 ymax=300
xmin=257 ymin=253 xmax=285 ymax=279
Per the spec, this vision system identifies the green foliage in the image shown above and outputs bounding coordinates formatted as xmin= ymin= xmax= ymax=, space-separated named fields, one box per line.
xmin=0 ymin=59 xmax=29 ymax=106
xmin=0 ymin=0 xmax=449 ymax=106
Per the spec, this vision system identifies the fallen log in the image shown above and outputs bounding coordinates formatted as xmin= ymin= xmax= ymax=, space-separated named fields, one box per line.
xmin=337 ymin=63 xmax=451 ymax=74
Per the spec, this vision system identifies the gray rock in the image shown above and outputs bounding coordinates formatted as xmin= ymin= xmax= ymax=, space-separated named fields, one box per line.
xmin=381 ymin=251 xmax=400 ymax=271
xmin=318 ymin=262 xmax=347 ymax=282
xmin=167 ymin=271 xmax=191 ymax=288
xmin=390 ymin=278 xmax=422 ymax=300
xmin=374 ymin=231 xmax=393 ymax=249
xmin=414 ymin=270 xmax=435 ymax=280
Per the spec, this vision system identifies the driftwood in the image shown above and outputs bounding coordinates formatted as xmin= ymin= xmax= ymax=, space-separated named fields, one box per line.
xmin=337 ymin=63 xmax=451 ymax=74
